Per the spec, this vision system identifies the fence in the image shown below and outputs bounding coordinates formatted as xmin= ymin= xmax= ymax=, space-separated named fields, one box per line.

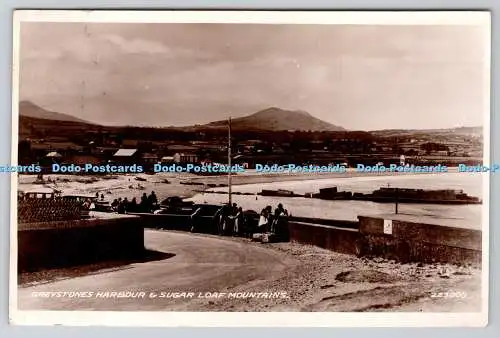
xmin=17 ymin=197 xmax=83 ymax=223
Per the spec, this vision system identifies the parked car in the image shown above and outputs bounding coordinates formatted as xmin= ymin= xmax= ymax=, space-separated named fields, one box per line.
xmin=189 ymin=203 xmax=224 ymax=234
xmin=160 ymin=196 xmax=194 ymax=208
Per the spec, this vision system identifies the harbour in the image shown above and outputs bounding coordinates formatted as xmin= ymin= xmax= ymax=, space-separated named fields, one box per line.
xmin=188 ymin=171 xmax=484 ymax=229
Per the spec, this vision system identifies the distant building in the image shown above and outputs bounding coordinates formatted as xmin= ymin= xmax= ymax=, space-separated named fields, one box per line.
xmin=142 ymin=153 xmax=159 ymax=164
xmin=433 ymin=150 xmax=449 ymax=157
xmin=65 ymin=154 xmax=101 ymax=166
xmin=114 ymin=148 xmax=137 ymax=157
xmin=112 ymin=148 xmax=140 ymax=165
xmin=167 ymin=144 xmax=198 ymax=153
xmin=173 ymin=153 xmax=198 ymax=164
xmin=160 ymin=156 xmax=175 ymax=164
xmin=42 ymin=151 xmax=63 ymax=166
xmin=180 ymin=153 xmax=198 ymax=163
xmin=46 ymin=151 xmax=62 ymax=158
xmin=122 ymin=139 xmax=138 ymax=147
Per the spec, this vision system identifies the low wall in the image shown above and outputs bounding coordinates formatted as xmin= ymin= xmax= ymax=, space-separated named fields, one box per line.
xmin=287 ymin=216 xmax=481 ymax=265
xmin=18 ymin=215 xmax=144 ymax=272
xmin=357 ymin=216 xmax=482 ymax=264
xmin=288 ymin=221 xmax=361 ymax=255
xmin=289 ymin=216 xmax=358 ymax=229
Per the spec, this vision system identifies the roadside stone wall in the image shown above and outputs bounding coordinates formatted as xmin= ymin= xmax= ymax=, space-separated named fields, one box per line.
xmin=18 ymin=216 xmax=144 ymax=272
xmin=357 ymin=216 xmax=481 ymax=264
xmin=288 ymin=221 xmax=361 ymax=255
xmin=288 ymin=217 xmax=481 ymax=265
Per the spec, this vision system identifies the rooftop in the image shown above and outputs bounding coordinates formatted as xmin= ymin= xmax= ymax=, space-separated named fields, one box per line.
xmin=46 ymin=151 xmax=62 ymax=157
xmin=113 ymin=149 xmax=137 ymax=157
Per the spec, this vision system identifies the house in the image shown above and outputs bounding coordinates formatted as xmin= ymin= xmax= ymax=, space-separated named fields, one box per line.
xmin=64 ymin=154 xmax=101 ymax=166
xmin=160 ymin=156 xmax=175 ymax=164
xmin=167 ymin=144 xmax=198 ymax=153
xmin=46 ymin=151 xmax=62 ymax=158
xmin=432 ymin=150 xmax=449 ymax=157
xmin=112 ymin=148 xmax=140 ymax=165
xmin=122 ymin=139 xmax=138 ymax=147
xmin=180 ymin=153 xmax=198 ymax=163
xmin=173 ymin=153 xmax=198 ymax=164
xmin=142 ymin=153 xmax=159 ymax=164
xmin=41 ymin=151 xmax=63 ymax=166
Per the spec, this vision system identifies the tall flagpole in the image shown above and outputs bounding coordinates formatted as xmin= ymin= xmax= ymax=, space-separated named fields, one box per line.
xmin=228 ymin=116 xmax=232 ymax=206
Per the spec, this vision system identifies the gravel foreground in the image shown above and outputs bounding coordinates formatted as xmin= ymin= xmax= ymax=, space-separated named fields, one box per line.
xmin=179 ymin=239 xmax=482 ymax=312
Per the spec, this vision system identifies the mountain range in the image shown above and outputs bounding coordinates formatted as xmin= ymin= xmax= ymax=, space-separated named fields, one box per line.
xmin=19 ymin=101 xmax=91 ymax=124
xmin=18 ymin=101 xmax=482 ymax=136
xmin=205 ymin=107 xmax=345 ymax=131
xmin=18 ymin=101 xmax=345 ymax=132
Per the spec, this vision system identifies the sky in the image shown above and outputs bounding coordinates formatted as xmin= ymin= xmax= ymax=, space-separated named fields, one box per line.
xmin=18 ymin=22 xmax=488 ymax=130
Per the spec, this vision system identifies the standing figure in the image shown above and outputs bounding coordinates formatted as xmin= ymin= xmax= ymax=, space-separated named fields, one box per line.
xmin=218 ymin=204 xmax=231 ymax=236
xmin=190 ymin=206 xmax=203 ymax=232
xmin=148 ymin=191 xmax=158 ymax=209
xmin=140 ymin=193 xmax=148 ymax=212
xmin=232 ymin=207 xmax=244 ymax=236
xmin=265 ymin=205 xmax=273 ymax=232
xmin=111 ymin=199 xmax=119 ymax=212
xmin=272 ymin=203 xmax=288 ymax=233
xmin=129 ymin=197 xmax=138 ymax=212
xmin=258 ymin=207 xmax=269 ymax=233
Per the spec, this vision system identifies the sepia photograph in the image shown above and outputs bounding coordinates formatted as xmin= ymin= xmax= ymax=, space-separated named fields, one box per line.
xmin=9 ymin=10 xmax=490 ymax=326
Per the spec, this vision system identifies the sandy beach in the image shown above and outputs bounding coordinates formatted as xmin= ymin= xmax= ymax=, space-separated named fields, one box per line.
xmin=17 ymin=168 xmax=483 ymax=227
xmin=17 ymin=169 xmax=462 ymax=204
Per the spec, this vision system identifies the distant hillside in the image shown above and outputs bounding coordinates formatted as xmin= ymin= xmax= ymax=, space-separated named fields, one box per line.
xmin=450 ymin=126 xmax=483 ymax=135
xmin=370 ymin=126 xmax=483 ymax=138
xmin=19 ymin=101 xmax=91 ymax=124
xmin=204 ymin=107 xmax=345 ymax=132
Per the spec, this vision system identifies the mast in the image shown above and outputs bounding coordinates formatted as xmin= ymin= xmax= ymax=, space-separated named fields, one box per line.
xmin=228 ymin=116 xmax=232 ymax=206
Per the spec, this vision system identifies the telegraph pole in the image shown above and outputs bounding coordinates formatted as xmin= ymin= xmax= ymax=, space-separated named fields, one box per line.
xmin=395 ymin=187 xmax=399 ymax=214
xmin=228 ymin=117 xmax=232 ymax=206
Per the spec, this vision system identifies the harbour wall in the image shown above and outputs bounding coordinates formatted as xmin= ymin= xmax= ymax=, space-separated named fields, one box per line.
xmin=130 ymin=211 xmax=481 ymax=264
xmin=288 ymin=216 xmax=481 ymax=265
xmin=132 ymin=213 xmax=359 ymax=232
xmin=18 ymin=215 xmax=144 ymax=272
xmin=288 ymin=221 xmax=361 ymax=255
xmin=357 ymin=216 xmax=481 ymax=264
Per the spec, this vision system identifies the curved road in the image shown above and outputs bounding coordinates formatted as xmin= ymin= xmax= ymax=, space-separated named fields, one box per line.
xmin=17 ymin=230 xmax=295 ymax=311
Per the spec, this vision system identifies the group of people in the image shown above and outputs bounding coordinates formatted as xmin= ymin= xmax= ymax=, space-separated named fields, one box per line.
xmin=217 ymin=203 xmax=245 ymax=236
xmin=99 ymin=190 xmax=289 ymax=239
xmin=258 ymin=203 xmax=289 ymax=233
xmin=190 ymin=202 xmax=289 ymax=238
xmin=110 ymin=191 xmax=158 ymax=214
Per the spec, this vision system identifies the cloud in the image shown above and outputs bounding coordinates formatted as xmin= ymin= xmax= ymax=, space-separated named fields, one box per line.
xmin=22 ymin=50 xmax=64 ymax=60
xmin=18 ymin=22 xmax=488 ymax=129
xmin=100 ymin=34 xmax=172 ymax=54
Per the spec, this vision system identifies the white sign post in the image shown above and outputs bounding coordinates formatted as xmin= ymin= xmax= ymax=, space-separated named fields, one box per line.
xmin=383 ymin=219 xmax=393 ymax=235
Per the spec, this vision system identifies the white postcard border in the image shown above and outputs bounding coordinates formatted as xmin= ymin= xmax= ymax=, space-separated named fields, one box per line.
xmin=9 ymin=10 xmax=491 ymax=327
